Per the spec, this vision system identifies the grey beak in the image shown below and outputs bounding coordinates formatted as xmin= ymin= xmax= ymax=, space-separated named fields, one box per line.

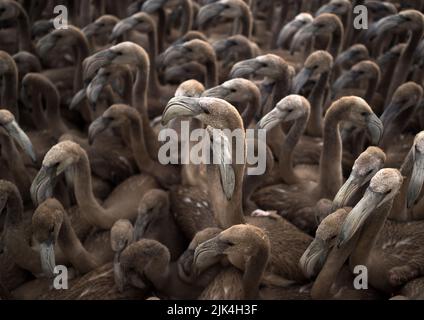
xmin=337 ymin=190 xmax=383 ymax=247
xmin=88 ymin=116 xmax=112 ymax=145
xmin=332 ymin=72 xmax=356 ymax=93
xmin=110 ymin=19 xmax=135 ymax=42
xmin=3 ymin=120 xmax=36 ymax=163
xmin=193 ymin=236 xmax=227 ymax=276
xmin=36 ymin=35 xmax=55 ymax=57
xmin=332 ymin=175 xmax=362 ymax=211
xmin=162 ymin=45 xmax=187 ymax=66
xmin=83 ymin=49 xmax=117 ymax=81
xmin=87 ymin=73 xmax=108 ymax=106
xmin=40 ymin=239 xmax=56 ymax=278
xmin=257 ymin=108 xmax=283 ymax=131
xmin=141 ymin=0 xmax=167 ymax=13
xmin=30 ymin=166 xmax=57 ymax=206
xmin=133 ymin=213 xmax=151 ymax=241
xmin=69 ymin=89 xmax=87 ymax=111
xmin=379 ymin=100 xmax=403 ymax=130
xmin=202 ymin=86 xmax=230 ymax=99
xmin=161 ymin=96 xmax=205 ymax=125
xmin=293 ymin=67 xmax=313 ymax=94
xmin=197 ymin=3 xmax=226 ymax=28
xmin=407 ymin=150 xmax=424 ymax=209
xmin=366 ymin=113 xmax=384 ymax=145
xmin=230 ymin=58 xmax=261 ymax=78
xmin=299 ymin=238 xmax=329 ymax=279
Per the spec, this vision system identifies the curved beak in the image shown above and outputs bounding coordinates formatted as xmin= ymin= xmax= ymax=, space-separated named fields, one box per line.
xmin=39 ymin=238 xmax=56 ymax=278
xmin=31 ymin=19 xmax=54 ymax=40
xmin=110 ymin=18 xmax=136 ymax=42
xmin=332 ymin=175 xmax=362 ymax=211
xmin=113 ymin=252 xmax=126 ymax=292
xmin=213 ymin=39 xmax=234 ymax=58
xmin=82 ymin=22 xmax=98 ymax=37
xmin=141 ymin=0 xmax=167 ymax=13
xmin=87 ymin=73 xmax=108 ymax=106
xmin=133 ymin=213 xmax=152 ymax=241
xmin=379 ymin=100 xmax=403 ymax=130
xmin=257 ymin=108 xmax=284 ymax=131
xmin=407 ymin=149 xmax=424 ymax=209
xmin=177 ymin=249 xmax=196 ymax=282
xmin=332 ymin=71 xmax=356 ymax=93
xmin=36 ymin=35 xmax=55 ymax=58
xmin=277 ymin=21 xmax=302 ymax=49
xmin=293 ymin=67 xmax=313 ymax=94
xmin=299 ymin=238 xmax=329 ymax=279
xmin=88 ymin=116 xmax=112 ymax=145
xmin=162 ymin=45 xmax=187 ymax=66
xmin=69 ymin=89 xmax=87 ymax=111
xmin=3 ymin=120 xmax=36 ymax=163
xmin=366 ymin=113 xmax=384 ymax=145
xmin=337 ymin=189 xmax=384 ymax=247
xmin=30 ymin=165 xmax=58 ymax=206
xmin=290 ymin=24 xmax=314 ymax=54
xmin=161 ymin=96 xmax=205 ymax=125
xmin=197 ymin=2 xmax=226 ymax=28
xmin=335 ymin=49 xmax=357 ymax=67
xmin=83 ymin=49 xmax=117 ymax=81
xmin=375 ymin=14 xmax=405 ymax=34
xmin=202 ymin=86 xmax=230 ymax=99
xmin=230 ymin=58 xmax=261 ymax=78
xmin=193 ymin=236 xmax=227 ymax=276
xmin=316 ymin=3 xmax=337 ymax=15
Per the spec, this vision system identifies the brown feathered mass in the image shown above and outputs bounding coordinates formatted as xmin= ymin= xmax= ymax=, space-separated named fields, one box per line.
xmin=1 ymin=0 xmax=424 ymax=301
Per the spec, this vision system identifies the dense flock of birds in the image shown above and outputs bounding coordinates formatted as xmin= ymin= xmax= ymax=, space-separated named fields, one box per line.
xmin=1 ymin=0 xmax=424 ymax=300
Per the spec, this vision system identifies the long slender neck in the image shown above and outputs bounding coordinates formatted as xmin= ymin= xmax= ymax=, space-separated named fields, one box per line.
xmin=17 ymin=9 xmax=35 ymax=53
xmin=387 ymin=28 xmax=423 ymax=103
xmin=31 ymin=93 xmax=49 ymax=130
xmin=4 ymin=186 xmax=42 ymax=275
xmin=133 ymin=57 xmax=160 ymax=160
xmin=205 ymin=58 xmax=218 ymax=89
xmin=209 ymin=130 xmax=246 ymax=228
xmin=73 ymin=31 xmax=90 ymax=92
xmin=180 ymin=0 xmax=193 ymax=35
xmin=2 ymin=64 xmax=18 ymax=119
xmin=271 ymin=72 xmax=292 ymax=108
xmin=0 ymin=135 xmax=31 ymax=197
xmin=128 ymin=113 xmax=156 ymax=171
xmin=318 ymin=105 xmax=344 ymax=199
xmin=243 ymin=246 xmax=268 ymax=299
xmin=329 ymin=23 xmax=344 ymax=59
xmin=312 ymin=233 xmax=360 ymax=299
xmin=42 ymin=82 xmax=67 ymax=139
xmin=364 ymin=75 xmax=379 ymax=104
xmin=241 ymin=89 xmax=260 ymax=128
xmin=58 ymin=212 xmax=99 ymax=273
xmin=350 ymin=200 xmax=393 ymax=268
xmin=122 ymin=69 xmax=134 ymax=105
xmin=389 ymin=150 xmax=412 ymax=221
xmin=307 ymin=71 xmax=329 ymax=137
xmin=147 ymin=25 xmax=161 ymax=96
xmin=278 ymin=114 xmax=309 ymax=185
xmin=239 ymin=7 xmax=253 ymax=38
xmin=157 ymin=9 xmax=167 ymax=53
xmin=73 ymin=151 xmax=111 ymax=229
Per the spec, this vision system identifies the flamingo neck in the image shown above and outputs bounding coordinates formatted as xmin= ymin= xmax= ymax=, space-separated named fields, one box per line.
xmin=306 ymin=70 xmax=329 ymax=137
xmin=57 ymin=212 xmax=99 ymax=273
xmin=279 ymin=113 xmax=309 ymax=185
xmin=73 ymin=151 xmax=110 ymax=229
xmin=349 ymin=200 xmax=393 ymax=269
xmin=318 ymin=106 xmax=344 ymax=199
